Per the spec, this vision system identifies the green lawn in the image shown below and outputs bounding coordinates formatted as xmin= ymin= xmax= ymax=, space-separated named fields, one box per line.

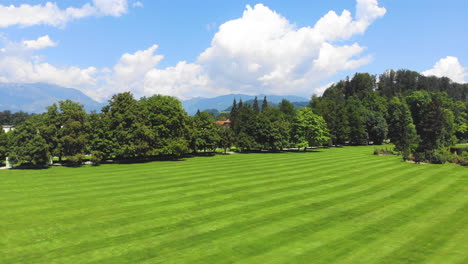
xmin=0 ymin=146 xmax=466 ymax=264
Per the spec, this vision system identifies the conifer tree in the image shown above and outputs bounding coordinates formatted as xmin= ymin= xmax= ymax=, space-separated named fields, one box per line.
xmin=261 ymin=96 xmax=268 ymax=112
xmin=253 ymin=96 xmax=260 ymax=113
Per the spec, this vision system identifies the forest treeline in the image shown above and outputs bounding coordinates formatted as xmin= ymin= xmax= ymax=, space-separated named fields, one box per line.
xmin=0 ymin=69 xmax=467 ymax=167
xmin=311 ymin=69 xmax=467 ymax=164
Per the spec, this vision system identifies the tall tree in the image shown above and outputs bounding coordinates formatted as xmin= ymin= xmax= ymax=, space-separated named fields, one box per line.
xmin=261 ymin=96 xmax=268 ymax=112
xmin=253 ymin=96 xmax=260 ymax=113
xmin=292 ymin=108 xmax=329 ymax=150
xmin=387 ymin=97 xmax=419 ymax=159
xmin=9 ymin=116 xmax=49 ymax=166
xmin=279 ymin=99 xmax=295 ymax=121
xmin=346 ymin=98 xmax=368 ymax=145
xmin=0 ymin=128 xmax=8 ymax=162
xmin=218 ymin=126 xmax=234 ymax=154
xmin=57 ymin=100 xmax=88 ymax=160
xmin=191 ymin=111 xmax=220 ymax=152
xmin=105 ymin=92 xmax=143 ymax=159
xmin=139 ymin=95 xmax=190 ymax=156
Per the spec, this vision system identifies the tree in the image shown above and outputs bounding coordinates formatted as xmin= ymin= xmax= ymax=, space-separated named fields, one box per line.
xmin=345 ymin=73 xmax=376 ymax=99
xmin=0 ymin=128 xmax=8 ymax=162
xmin=364 ymin=110 xmax=388 ymax=145
xmin=406 ymin=91 xmax=455 ymax=151
xmin=261 ymin=96 xmax=268 ymax=112
xmin=256 ymin=107 xmax=290 ymax=151
xmin=292 ymin=108 xmax=329 ymax=150
xmin=105 ymin=92 xmax=144 ymax=159
xmin=191 ymin=111 xmax=220 ymax=152
xmin=87 ymin=111 xmax=116 ymax=162
xmin=253 ymin=96 xmax=260 ymax=113
xmin=387 ymin=97 xmax=419 ymax=159
xmin=139 ymin=95 xmax=191 ymax=156
xmin=279 ymin=99 xmax=295 ymax=121
xmin=42 ymin=104 xmax=61 ymax=160
xmin=218 ymin=126 xmax=234 ymax=153
xmin=57 ymin=100 xmax=88 ymax=161
xmin=346 ymin=98 xmax=368 ymax=145
xmin=9 ymin=116 xmax=49 ymax=166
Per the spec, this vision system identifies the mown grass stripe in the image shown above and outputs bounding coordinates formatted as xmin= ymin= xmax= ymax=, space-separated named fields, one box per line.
xmin=5 ymin=156 xmax=397 ymax=256
xmin=0 ymin=152 xmax=352 ymax=206
xmin=283 ymin=170 xmax=465 ymax=263
xmin=60 ymin=163 xmax=433 ymax=264
xmin=173 ymin=166 xmax=456 ymax=264
xmin=0 ymin=146 xmax=465 ymax=264
xmin=4 ymin=158 xmax=412 ymax=262
xmin=1 ymin=152 xmax=381 ymax=226
xmin=376 ymin=203 xmax=468 ymax=264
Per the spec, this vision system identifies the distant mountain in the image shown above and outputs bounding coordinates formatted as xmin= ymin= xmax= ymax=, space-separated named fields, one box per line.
xmin=0 ymin=83 xmax=103 ymax=113
xmin=182 ymin=94 xmax=309 ymax=115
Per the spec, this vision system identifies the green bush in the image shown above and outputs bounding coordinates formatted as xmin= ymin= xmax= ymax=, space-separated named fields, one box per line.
xmin=66 ymin=154 xmax=85 ymax=166
xmin=450 ymin=146 xmax=468 ymax=155
xmin=90 ymin=151 xmax=104 ymax=166
xmin=373 ymin=148 xmax=395 ymax=155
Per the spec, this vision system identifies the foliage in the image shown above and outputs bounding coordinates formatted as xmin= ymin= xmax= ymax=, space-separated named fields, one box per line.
xmin=387 ymin=97 xmax=420 ymax=159
xmin=0 ymin=128 xmax=8 ymax=162
xmin=191 ymin=111 xmax=220 ymax=152
xmin=373 ymin=147 xmax=395 ymax=155
xmin=292 ymin=108 xmax=329 ymax=149
xmin=8 ymin=116 xmax=49 ymax=166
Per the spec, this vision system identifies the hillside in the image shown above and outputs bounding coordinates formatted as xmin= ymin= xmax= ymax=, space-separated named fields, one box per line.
xmin=0 ymin=83 xmax=103 ymax=113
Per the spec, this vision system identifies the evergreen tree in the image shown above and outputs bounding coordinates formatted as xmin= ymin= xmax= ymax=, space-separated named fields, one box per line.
xmin=261 ymin=96 xmax=268 ymax=112
xmin=279 ymin=99 xmax=295 ymax=121
xmin=253 ymin=96 xmax=260 ymax=113
xmin=346 ymin=98 xmax=368 ymax=145
xmin=387 ymin=97 xmax=419 ymax=159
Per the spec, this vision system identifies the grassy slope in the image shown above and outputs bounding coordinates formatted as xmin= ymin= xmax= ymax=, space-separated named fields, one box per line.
xmin=0 ymin=146 xmax=466 ymax=264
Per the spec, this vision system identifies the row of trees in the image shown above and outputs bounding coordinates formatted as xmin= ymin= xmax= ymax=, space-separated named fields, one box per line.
xmin=1 ymin=69 xmax=466 ymax=166
xmin=229 ymin=97 xmax=329 ymax=151
xmin=311 ymin=70 xmax=467 ymax=163
xmin=0 ymin=93 xmax=330 ymax=166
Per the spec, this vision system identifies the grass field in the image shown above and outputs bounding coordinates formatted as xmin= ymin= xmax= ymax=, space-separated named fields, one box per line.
xmin=0 ymin=146 xmax=466 ymax=264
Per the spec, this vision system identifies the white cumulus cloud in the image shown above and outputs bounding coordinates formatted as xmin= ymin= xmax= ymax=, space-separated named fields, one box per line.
xmin=422 ymin=56 xmax=466 ymax=83
xmin=197 ymin=0 xmax=386 ymax=97
xmin=0 ymin=0 xmax=130 ymax=28
xmin=0 ymin=0 xmax=387 ymax=101
xmin=23 ymin=35 xmax=57 ymax=50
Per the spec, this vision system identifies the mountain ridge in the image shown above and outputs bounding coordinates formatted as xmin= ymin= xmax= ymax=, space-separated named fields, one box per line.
xmin=182 ymin=94 xmax=309 ymax=115
xmin=0 ymin=82 xmax=103 ymax=113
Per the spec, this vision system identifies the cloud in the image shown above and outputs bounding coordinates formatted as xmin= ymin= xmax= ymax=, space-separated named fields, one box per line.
xmin=92 ymin=0 xmax=128 ymax=16
xmin=0 ymin=56 xmax=99 ymax=88
xmin=197 ymin=1 xmax=385 ymax=97
xmin=23 ymin=35 xmax=57 ymax=50
xmin=133 ymin=1 xmax=144 ymax=8
xmin=0 ymin=36 xmax=100 ymax=97
xmin=0 ymin=0 xmax=387 ymax=101
xmin=0 ymin=0 xmax=130 ymax=28
xmin=422 ymin=56 xmax=466 ymax=83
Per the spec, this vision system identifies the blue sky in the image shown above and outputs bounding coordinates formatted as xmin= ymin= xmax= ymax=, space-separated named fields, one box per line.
xmin=0 ymin=0 xmax=466 ymax=101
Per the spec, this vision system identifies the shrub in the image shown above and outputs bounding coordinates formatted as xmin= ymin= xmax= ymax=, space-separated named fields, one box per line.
xmin=373 ymin=148 xmax=395 ymax=155
xmin=449 ymin=146 xmax=468 ymax=155
xmin=90 ymin=151 xmax=104 ymax=166
xmin=66 ymin=154 xmax=85 ymax=166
